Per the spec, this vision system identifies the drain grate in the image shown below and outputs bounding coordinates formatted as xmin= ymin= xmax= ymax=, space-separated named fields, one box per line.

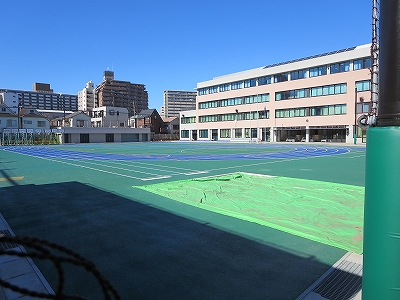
xmin=0 ymin=230 xmax=19 ymax=250
xmin=312 ymin=260 xmax=362 ymax=300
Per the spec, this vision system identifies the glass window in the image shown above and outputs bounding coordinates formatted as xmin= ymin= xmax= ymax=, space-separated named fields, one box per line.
xmin=309 ymin=66 xmax=327 ymax=77
xmin=356 ymin=80 xmax=371 ymax=92
xmin=244 ymin=79 xmax=257 ymax=88
xmin=220 ymin=129 xmax=231 ymax=138
xmin=231 ymin=81 xmax=243 ymax=90
xmin=181 ymin=130 xmax=189 ymax=138
xmin=235 ymin=128 xmax=242 ymax=138
xmin=258 ymin=76 xmax=272 ymax=85
xmin=274 ymin=73 xmax=288 ymax=83
xmin=354 ymin=57 xmax=371 ymax=70
xmin=261 ymin=94 xmax=269 ymax=102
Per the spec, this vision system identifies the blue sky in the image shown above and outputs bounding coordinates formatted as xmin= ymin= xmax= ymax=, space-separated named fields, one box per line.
xmin=1 ymin=0 xmax=372 ymax=110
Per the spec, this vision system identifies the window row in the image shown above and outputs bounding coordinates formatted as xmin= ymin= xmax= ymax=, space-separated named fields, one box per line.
xmin=275 ymin=104 xmax=347 ymax=118
xmin=181 ymin=116 xmax=196 ymax=124
xmin=187 ymin=128 xmax=259 ymax=139
xmin=198 ymin=94 xmax=269 ymax=109
xmin=199 ymin=110 xmax=270 ymax=123
xmin=275 ymin=83 xmax=347 ymax=101
xmin=198 ymin=57 xmax=371 ymax=95
xmin=356 ymin=80 xmax=371 ymax=92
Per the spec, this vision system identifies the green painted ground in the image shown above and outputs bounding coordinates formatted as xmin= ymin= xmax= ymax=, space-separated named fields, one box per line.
xmin=136 ymin=172 xmax=364 ymax=253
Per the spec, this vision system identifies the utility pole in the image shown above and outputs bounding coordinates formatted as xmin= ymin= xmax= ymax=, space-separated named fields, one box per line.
xmin=363 ymin=1 xmax=400 ymax=299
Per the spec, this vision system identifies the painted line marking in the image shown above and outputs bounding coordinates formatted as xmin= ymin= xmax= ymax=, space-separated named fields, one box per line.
xmin=0 ymin=176 xmax=24 ymax=182
xmin=141 ymin=175 xmax=172 ymax=181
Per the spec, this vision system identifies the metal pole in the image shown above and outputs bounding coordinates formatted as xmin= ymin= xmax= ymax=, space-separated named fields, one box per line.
xmin=363 ymin=1 xmax=400 ymax=299
xmin=354 ymin=87 xmax=358 ymax=144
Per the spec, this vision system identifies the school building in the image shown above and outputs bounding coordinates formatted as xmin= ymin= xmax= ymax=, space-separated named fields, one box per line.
xmin=180 ymin=44 xmax=372 ymax=143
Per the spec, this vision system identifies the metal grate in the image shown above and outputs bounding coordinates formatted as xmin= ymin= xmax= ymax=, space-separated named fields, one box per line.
xmin=0 ymin=230 xmax=19 ymax=250
xmin=312 ymin=260 xmax=362 ymax=300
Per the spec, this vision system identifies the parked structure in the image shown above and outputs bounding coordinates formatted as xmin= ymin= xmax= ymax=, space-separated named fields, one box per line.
xmin=163 ymin=90 xmax=197 ymax=118
xmin=95 ymin=71 xmax=148 ymax=117
xmin=181 ymin=44 xmax=372 ymax=143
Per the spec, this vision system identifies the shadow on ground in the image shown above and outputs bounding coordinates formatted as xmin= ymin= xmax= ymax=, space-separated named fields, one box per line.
xmin=0 ymin=182 xmax=337 ymax=300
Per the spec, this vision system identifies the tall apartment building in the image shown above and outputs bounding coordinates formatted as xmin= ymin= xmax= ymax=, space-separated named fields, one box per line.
xmin=163 ymin=90 xmax=197 ymax=117
xmin=78 ymin=81 xmax=96 ymax=112
xmin=0 ymin=83 xmax=78 ymax=112
xmin=181 ymin=44 xmax=372 ymax=144
xmin=95 ymin=71 xmax=148 ymax=117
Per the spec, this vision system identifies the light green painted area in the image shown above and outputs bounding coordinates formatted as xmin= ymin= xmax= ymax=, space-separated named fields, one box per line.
xmin=136 ymin=172 xmax=364 ymax=253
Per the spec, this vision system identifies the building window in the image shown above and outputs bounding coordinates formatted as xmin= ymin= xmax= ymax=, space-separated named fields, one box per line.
xmin=181 ymin=116 xmax=196 ymax=124
xmin=6 ymin=119 xmax=17 ymax=127
xmin=244 ymin=78 xmax=257 ymax=88
xmin=309 ymin=66 xmax=327 ymax=77
xmin=231 ymin=81 xmax=243 ymax=90
xmin=209 ymin=86 xmax=218 ymax=94
xmin=290 ymin=69 xmax=307 ymax=80
xmin=274 ymin=73 xmax=288 ymax=83
xmin=181 ymin=130 xmax=189 ymax=138
xmin=219 ymin=83 xmax=231 ymax=92
xmin=199 ymin=129 xmax=208 ymax=138
xmin=356 ymin=80 xmax=371 ymax=92
xmin=330 ymin=61 xmax=350 ymax=74
xmin=276 ymin=104 xmax=346 ymax=118
xmin=258 ymin=76 xmax=272 ymax=85
xmin=353 ymin=57 xmax=372 ymax=70
xmin=234 ymin=128 xmax=242 ymax=138
xmin=357 ymin=102 xmax=371 ymax=113
xmin=220 ymin=129 xmax=231 ymax=138
xmin=276 ymin=83 xmax=346 ymax=100
xmin=37 ymin=121 xmax=46 ymax=127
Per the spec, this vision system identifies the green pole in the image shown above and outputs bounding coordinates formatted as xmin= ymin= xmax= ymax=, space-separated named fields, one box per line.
xmin=363 ymin=127 xmax=400 ymax=298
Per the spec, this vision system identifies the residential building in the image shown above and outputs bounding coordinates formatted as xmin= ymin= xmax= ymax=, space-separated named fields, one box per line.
xmin=0 ymin=104 xmax=51 ymax=145
xmin=181 ymin=44 xmax=372 ymax=143
xmin=90 ymin=106 xmax=129 ymax=128
xmin=50 ymin=111 xmax=91 ymax=128
xmin=162 ymin=117 xmax=180 ymax=135
xmin=0 ymin=83 xmax=78 ymax=112
xmin=95 ymin=71 xmax=148 ymax=117
xmin=163 ymin=90 xmax=197 ymax=117
xmin=132 ymin=109 xmax=164 ymax=134
xmin=78 ymin=81 xmax=96 ymax=112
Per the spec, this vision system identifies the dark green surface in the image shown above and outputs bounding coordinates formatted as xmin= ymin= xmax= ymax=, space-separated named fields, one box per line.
xmin=0 ymin=143 xmax=364 ymax=299
xmin=363 ymin=127 xmax=400 ymax=299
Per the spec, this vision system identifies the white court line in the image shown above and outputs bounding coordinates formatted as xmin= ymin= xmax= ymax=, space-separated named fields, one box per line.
xmin=70 ymin=159 xmax=162 ymax=177
xmin=141 ymin=175 xmax=172 ymax=181
xmin=204 ymin=150 xmax=358 ymax=173
xmin=119 ymin=160 xmax=207 ymax=173
xmin=103 ymin=160 xmax=209 ymax=176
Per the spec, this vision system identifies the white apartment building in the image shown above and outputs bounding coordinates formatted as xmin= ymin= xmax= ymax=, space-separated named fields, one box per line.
xmin=181 ymin=44 xmax=372 ymax=144
xmin=0 ymin=87 xmax=78 ymax=112
xmin=163 ymin=90 xmax=197 ymax=117
xmin=78 ymin=81 xmax=96 ymax=112
xmin=91 ymin=106 xmax=129 ymax=128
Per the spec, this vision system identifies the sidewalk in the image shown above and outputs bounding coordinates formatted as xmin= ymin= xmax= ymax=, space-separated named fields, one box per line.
xmin=0 ymin=213 xmax=54 ymax=300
